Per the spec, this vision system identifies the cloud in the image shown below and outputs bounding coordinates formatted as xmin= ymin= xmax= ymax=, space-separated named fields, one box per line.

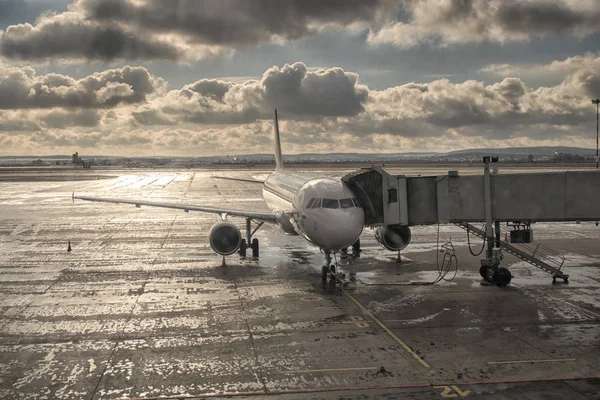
xmin=133 ymin=62 xmax=369 ymax=126
xmin=0 ymin=0 xmax=395 ymax=62
xmin=0 ymin=11 xmax=186 ymax=61
xmin=368 ymin=0 xmax=600 ymax=48
xmin=0 ymin=65 xmax=160 ymax=109
xmin=1 ymin=58 xmax=599 ymax=155
xmin=75 ymin=0 xmax=391 ymax=45
xmin=481 ymin=53 xmax=600 ymax=83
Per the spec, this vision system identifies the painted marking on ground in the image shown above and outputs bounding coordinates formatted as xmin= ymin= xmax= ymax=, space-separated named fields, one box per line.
xmin=342 ymin=290 xmax=432 ymax=369
xmin=342 ymin=315 xmax=370 ymax=328
xmin=433 ymin=385 xmax=471 ymax=398
xmin=279 ymin=367 xmax=378 ymax=374
xmin=487 ymin=358 xmax=576 ymax=365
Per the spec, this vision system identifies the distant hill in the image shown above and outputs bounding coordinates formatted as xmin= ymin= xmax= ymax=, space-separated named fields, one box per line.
xmin=444 ymin=146 xmax=596 ymax=157
xmin=1 ymin=146 xmax=595 ymax=160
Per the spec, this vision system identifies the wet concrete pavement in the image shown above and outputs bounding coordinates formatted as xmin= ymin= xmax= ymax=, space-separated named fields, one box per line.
xmin=0 ymin=168 xmax=599 ymax=399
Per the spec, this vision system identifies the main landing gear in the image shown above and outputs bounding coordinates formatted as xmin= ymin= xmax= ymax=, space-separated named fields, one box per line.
xmin=339 ymin=239 xmax=362 ymax=258
xmin=238 ymin=218 xmax=263 ymax=258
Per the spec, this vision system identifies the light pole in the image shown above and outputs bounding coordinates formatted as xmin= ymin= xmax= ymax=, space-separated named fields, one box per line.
xmin=593 ymin=99 xmax=600 ymax=169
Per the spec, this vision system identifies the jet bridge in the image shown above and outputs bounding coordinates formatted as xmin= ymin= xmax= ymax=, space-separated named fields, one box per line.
xmin=343 ymin=159 xmax=600 ymax=285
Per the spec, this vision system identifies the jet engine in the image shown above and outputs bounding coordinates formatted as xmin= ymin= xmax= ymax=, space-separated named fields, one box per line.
xmin=209 ymin=222 xmax=242 ymax=255
xmin=375 ymin=225 xmax=412 ymax=251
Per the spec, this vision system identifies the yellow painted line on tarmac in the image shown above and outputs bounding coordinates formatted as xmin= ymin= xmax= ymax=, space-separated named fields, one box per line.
xmin=280 ymin=367 xmax=379 ymax=374
xmin=488 ymin=358 xmax=576 ymax=365
xmin=342 ymin=291 xmax=432 ymax=369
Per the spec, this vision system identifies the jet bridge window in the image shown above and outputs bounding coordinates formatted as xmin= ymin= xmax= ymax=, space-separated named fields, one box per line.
xmin=322 ymin=199 xmax=340 ymax=209
xmin=339 ymin=198 xmax=354 ymax=209
xmin=306 ymin=198 xmax=316 ymax=208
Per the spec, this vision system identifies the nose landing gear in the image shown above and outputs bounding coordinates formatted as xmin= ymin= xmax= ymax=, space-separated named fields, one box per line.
xmin=321 ymin=250 xmax=348 ymax=288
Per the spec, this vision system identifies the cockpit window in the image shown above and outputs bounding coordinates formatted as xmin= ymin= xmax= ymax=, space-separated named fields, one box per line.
xmin=306 ymin=198 xmax=316 ymax=208
xmin=322 ymin=199 xmax=339 ymax=209
xmin=352 ymin=198 xmax=361 ymax=208
xmin=339 ymin=198 xmax=354 ymax=209
xmin=311 ymin=198 xmax=322 ymax=208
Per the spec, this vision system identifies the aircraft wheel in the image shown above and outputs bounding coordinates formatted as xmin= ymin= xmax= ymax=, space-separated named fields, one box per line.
xmin=493 ymin=267 xmax=512 ymax=287
xmin=321 ymin=266 xmax=328 ymax=281
xmin=479 ymin=264 xmax=487 ymax=279
xmin=251 ymin=238 xmax=259 ymax=257
xmin=239 ymin=239 xmax=247 ymax=257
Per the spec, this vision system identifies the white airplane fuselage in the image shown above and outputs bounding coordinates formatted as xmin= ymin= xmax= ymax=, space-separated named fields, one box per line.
xmin=263 ymin=169 xmax=365 ymax=251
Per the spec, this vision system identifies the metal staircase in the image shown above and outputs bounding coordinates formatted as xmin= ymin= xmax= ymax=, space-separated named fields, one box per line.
xmin=456 ymin=222 xmax=569 ymax=283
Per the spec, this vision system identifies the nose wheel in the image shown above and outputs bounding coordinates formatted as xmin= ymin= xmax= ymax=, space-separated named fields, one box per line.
xmin=321 ymin=251 xmax=348 ymax=288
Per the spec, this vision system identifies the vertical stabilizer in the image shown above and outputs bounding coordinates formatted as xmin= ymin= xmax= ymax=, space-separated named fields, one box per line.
xmin=273 ymin=109 xmax=283 ymax=170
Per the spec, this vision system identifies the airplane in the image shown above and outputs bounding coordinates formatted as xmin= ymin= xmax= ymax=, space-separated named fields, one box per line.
xmin=74 ymin=110 xmax=412 ymax=280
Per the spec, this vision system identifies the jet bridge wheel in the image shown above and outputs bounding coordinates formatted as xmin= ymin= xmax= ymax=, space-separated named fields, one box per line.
xmin=493 ymin=267 xmax=512 ymax=287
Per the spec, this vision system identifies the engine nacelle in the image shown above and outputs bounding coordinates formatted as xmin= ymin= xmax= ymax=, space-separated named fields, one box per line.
xmin=375 ymin=225 xmax=412 ymax=251
xmin=209 ymin=221 xmax=242 ymax=255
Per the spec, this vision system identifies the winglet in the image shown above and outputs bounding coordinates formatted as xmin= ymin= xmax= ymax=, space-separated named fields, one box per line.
xmin=273 ymin=109 xmax=283 ymax=170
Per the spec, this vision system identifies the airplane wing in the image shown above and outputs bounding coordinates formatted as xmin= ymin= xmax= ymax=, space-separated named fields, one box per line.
xmin=212 ymin=175 xmax=265 ymax=184
xmin=73 ymin=193 xmax=278 ymax=222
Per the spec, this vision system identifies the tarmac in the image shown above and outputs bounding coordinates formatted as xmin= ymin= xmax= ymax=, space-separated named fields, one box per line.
xmin=0 ymin=167 xmax=599 ymax=399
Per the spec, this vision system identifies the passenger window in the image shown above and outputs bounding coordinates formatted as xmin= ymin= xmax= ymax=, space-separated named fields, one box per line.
xmin=306 ymin=198 xmax=316 ymax=208
xmin=322 ymin=199 xmax=339 ymax=209
xmin=311 ymin=198 xmax=322 ymax=208
xmin=353 ymin=198 xmax=361 ymax=208
xmin=339 ymin=198 xmax=354 ymax=209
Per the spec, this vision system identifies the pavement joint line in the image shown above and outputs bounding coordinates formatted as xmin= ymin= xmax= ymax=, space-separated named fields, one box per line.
xmin=455 ymin=299 xmax=592 ymax=378
xmin=511 ymin=282 xmax=600 ymax=319
xmin=107 ymin=375 xmax=600 ymax=400
xmin=341 ymin=290 xmax=432 ymax=369
xmin=279 ymin=367 xmax=379 ymax=374
xmin=487 ymin=358 xmax=577 ymax=365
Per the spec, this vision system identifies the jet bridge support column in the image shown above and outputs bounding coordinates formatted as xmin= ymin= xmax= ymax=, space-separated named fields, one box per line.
xmin=484 ymin=157 xmax=494 ymax=259
xmin=479 ymin=157 xmax=512 ymax=286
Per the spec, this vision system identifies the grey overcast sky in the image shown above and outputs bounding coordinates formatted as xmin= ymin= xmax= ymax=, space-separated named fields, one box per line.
xmin=1 ymin=0 xmax=600 ymax=156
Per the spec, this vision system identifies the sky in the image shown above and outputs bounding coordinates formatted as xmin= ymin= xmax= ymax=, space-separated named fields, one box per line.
xmin=1 ymin=0 xmax=600 ymax=156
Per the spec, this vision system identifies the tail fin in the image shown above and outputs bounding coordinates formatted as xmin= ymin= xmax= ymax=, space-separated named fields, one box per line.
xmin=273 ymin=109 xmax=283 ymax=170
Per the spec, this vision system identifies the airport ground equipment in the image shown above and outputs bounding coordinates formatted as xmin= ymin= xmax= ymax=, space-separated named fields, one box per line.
xmin=455 ymin=222 xmax=568 ymax=284
xmin=343 ymin=160 xmax=600 ymax=285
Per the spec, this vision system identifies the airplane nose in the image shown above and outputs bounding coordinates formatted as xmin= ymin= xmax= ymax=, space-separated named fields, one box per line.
xmin=304 ymin=209 xmax=364 ymax=251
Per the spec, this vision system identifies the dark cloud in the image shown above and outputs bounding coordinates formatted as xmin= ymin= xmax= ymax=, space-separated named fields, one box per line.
xmin=0 ymin=65 xmax=159 ymax=109
xmin=77 ymin=0 xmax=390 ymax=45
xmin=0 ymin=12 xmax=184 ymax=61
xmin=497 ymin=2 xmax=589 ymax=36
xmin=0 ymin=0 xmax=395 ymax=62
xmin=369 ymin=0 xmax=600 ymax=47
